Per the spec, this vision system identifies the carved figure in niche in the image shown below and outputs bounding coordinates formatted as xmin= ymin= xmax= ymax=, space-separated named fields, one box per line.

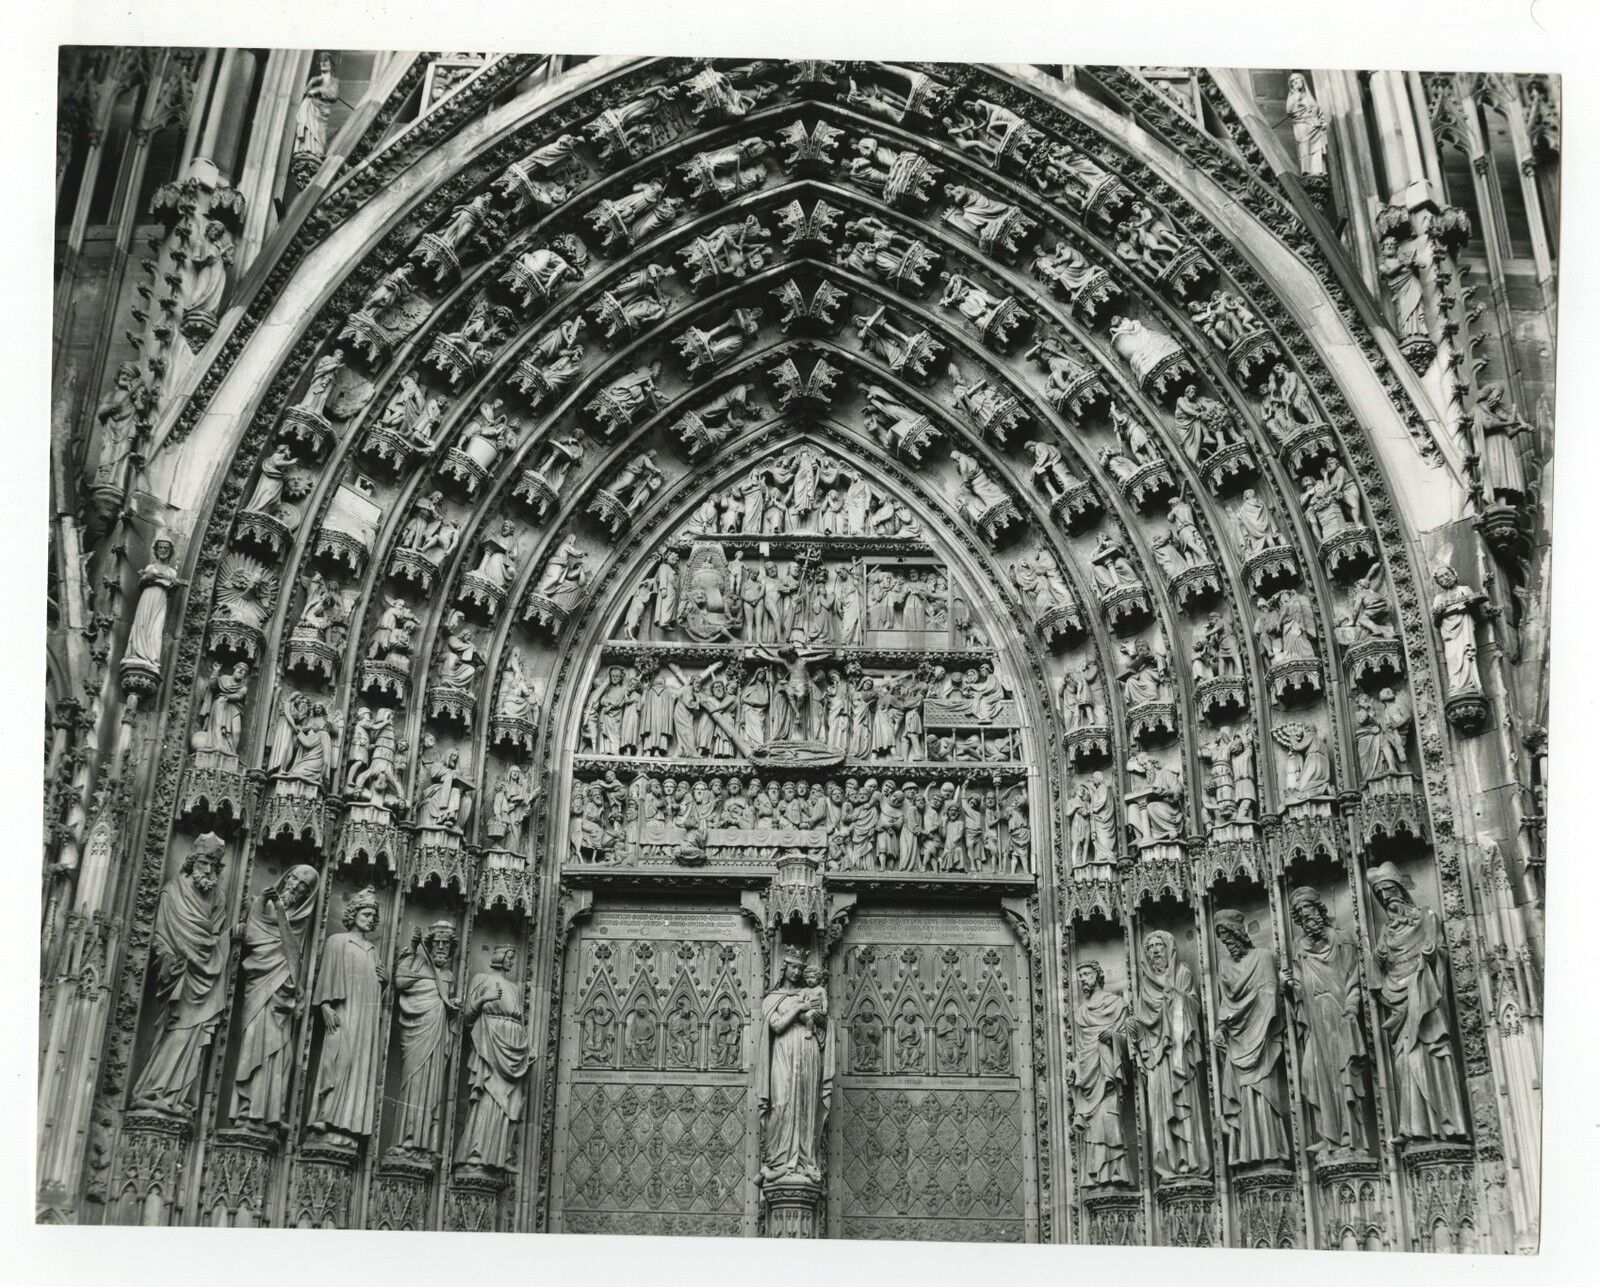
xmin=1229 ymin=488 xmax=1283 ymax=553
xmin=396 ymin=491 xmax=454 ymax=563
xmin=456 ymin=947 xmax=530 ymax=1171
xmin=345 ymin=708 xmax=406 ymax=807
xmin=1078 ymin=772 xmax=1120 ymax=864
xmin=1301 ymin=457 xmax=1362 ymax=540
xmin=1285 ymin=73 xmax=1329 ymax=175
xmin=243 ymin=444 xmax=298 ymax=517
xmin=525 ymin=432 xmax=585 ymax=505
xmin=1285 ymin=886 xmax=1370 ymax=1154
xmin=1061 ymin=656 xmax=1106 ymax=730
xmin=417 ymin=747 xmax=474 ymax=832
xmin=612 ymin=450 xmax=667 ymax=514
xmin=1027 ymin=334 xmax=1099 ymax=412
xmin=893 ymin=1003 xmax=927 ymax=1073
xmin=850 ymin=1002 xmax=884 ymax=1073
xmin=591 ymin=361 xmax=665 ymax=433
xmin=710 ymin=998 xmax=743 ymax=1069
xmin=1259 ymin=361 xmax=1320 ymax=443
xmin=358 ymin=265 xmax=415 ymax=320
xmin=1273 ymin=721 xmax=1334 ymax=807
xmin=308 ymin=887 xmax=386 ymax=1141
xmin=1335 ymin=564 xmax=1396 ymax=647
xmin=190 ymin=661 xmax=249 ymax=756
xmin=950 ymin=448 xmax=1011 ymax=523
xmin=1011 ymin=549 xmax=1076 ymax=619
xmin=187 ymin=219 xmax=236 ymax=326
xmin=942 ymin=184 xmax=1030 ymax=253
xmin=91 ymin=360 xmax=153 ymax=493
xmin=1187 ymin=289 xmax=1260 ymax=348
xmin=293 ymin=53 xmax=338 ymax=160
xmin=845 ymin=135 xmax=939 ymax=207
xmin=497 ymin=648 xmax=541 ymax=727
xmin=1069 ymin=962 xmax=1133 ymax=1187
xmin=1200 ymin=727 xmax=1257 ymax=828
xmin=978 ymin=997 xmax=1013 ymax=1073
xmin=1128 ymin=930 xmax=1212 ymax=1178
xmin=229 ymin=864 xmax=319 ymax=1127
xmin=123 ymin=535 xmax=186 ymax=678
xmin=1365 ymin=863 xmax=1468 ymax=1142
xmin=1255 ymin=588 xmax=1319 ymax=664
xmin=665 ymin=994 xmax=700 ymax=1069
xmin=376 ymin=374 xmax=432 ymax=448
xmin=580 ymin=993 xmax=617 ymax=1066
xmin=266 ymin=693 xmax=338 ymax=787
xmin=623 ymin=997 xmax=658 ymax=1067
xmin=128 ymin=834 xmax=228 ymax=1113
xmin=939 ymin=272 xmax=1014 ymax=329
xmin=935 ymin=998 xmax=969 ymax=1072
xmin=487 ymin=766 xmax=534 ymax=851
xmin=1378 ymin=236 xmax=1427 ymax=341
xmin=367 ymin=596 xmax=418 ymax=664
xmin=1212 ymin=909 xmax=1291 ymax=1165
xmin=1033 ymin=240 xmax=1100 ymax=294
xmin=839 ymin=216 xmax=933 ymax=287
xmin=1022 ymin=439 xmax=1084 ymax=502
xmin=1430 ymin=566 xmax=1488 ymax=700
xmin=1108 ymin=315 xmax=1184 ymax=388
xmin=1118 ymin=637 xmax=1172 ymax=706
xmin=1191 ymin=612 xmax=1243 ymax=683
xmin=1355 ymin=686 xmax=1414 ymax=781
xmin=683 ymin=215 xmax=772 ymax=287
xmin=1124 ymin=752 xmax=1184 ymax=845
xmin=757 ymin=947 xmax=832 ymax=1183
xmin=436 ymin=610 xmax=483 ymax=690
xmin=457 ymin=400 xmax=516 ymax=472
xmin=1473 ymin=382 xmax=1532 ymax=505
xmin=391 ymin=921 xmax=460 ymax=1153
xmin=516 ymin=319 xmax=587 ymax=408
xmin=1173 ymin=384 xmax=1240 ymax=463
xmin=532 ymin=534 xmax=589 ymax=598
xmin=682 ymin=137 xmax=770 ymax=201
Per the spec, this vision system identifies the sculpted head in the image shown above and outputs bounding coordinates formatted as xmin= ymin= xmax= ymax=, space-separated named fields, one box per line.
xmin=1075 ymin=961 xmax=1104 ymax=998
xmin=424 ymin=921 xmax=458 ymax=967
xmin=344 ymin=886 xmax=380 ymax=933
xmin=1432 ymin=566 xmax=1458 ymax=590
xmin=278 ymin=864 xmax=318 ymax=909
xmin=780 ymin=947 xmax=805 ymax=987
xmin=1289 ymin=886 xmax=1330 ymax=936
xmin=492 ymin=945 xmax=517 ymax=974
xmin=182 ymin=833 xmax=226 ymax=894
xmin=1142 ymin=931 xmax=1172 ymax=973
xmin=1214 ymin=910 xmax=1251 ymax=961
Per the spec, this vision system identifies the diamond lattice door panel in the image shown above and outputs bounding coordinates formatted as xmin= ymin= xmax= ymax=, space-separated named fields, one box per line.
xmin=828 ymin=908 xmax=1037 ymax=1241
xmin=550 ymin=904 xmax=760 ymax=1236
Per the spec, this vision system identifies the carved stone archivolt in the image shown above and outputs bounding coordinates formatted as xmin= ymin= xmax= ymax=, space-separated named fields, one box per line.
xmin=74 ymin=54 xmax=1506 ymax=1249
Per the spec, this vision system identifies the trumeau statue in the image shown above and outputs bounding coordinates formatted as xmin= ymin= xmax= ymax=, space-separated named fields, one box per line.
xmin=1212 ymin=910 xmax=1291 ymax=1166
xmin=456 ymin=947 xmax=531 ymax=1171
xmin=1069 ymin=962 xmax=1134 ymax=1188
xmin=1365 ymin=864 xmax=1468 ymax=1143
xmin=1129 ymin=930 xmax=1212 ymax=1179
xmin=309 ymin=887 xmax=386 ymax=1141
xmin=230 ymin=864 xmax=320 ymax=1127
xmin=1285 ymin=887 xmax=1371 ymax=1155
xmin=391 ymin=921 xmax=461 ymax=1154
xmin=757 ymin=947 xmax=832 ymax=1185
xmin=129 ymin=834 xmax=228 ymax=1114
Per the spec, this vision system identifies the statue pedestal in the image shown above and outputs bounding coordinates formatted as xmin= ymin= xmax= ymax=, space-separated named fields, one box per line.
xmin=1232 ymin=1163 xmax=1303 ymax=1248
xmin=371 ymin=1147 xmax=439 ymax=1231
xmin=1081 ymin=1187 xmax=1143 ymax=1245
xmin=1312 ymin=1150 xmax=1386 ymax=1251
xmin=109 ymin=1109 xmax=191 ymax=1226
xmin=446 ymin=1163 xmax=509 ymax=1232
xmin=761 ymin=1176 xmax=823 ymax=1238
xmin=1155 ymin=1175 xmax=1219 ymax=1247
xmin=1400 ymin=1140 xmax=1478 ymax=1253
xmin=289 ymin=1131 xmax=360 ymax=1229
xmin=200 ymin=1124 xmax=279 ymax=1228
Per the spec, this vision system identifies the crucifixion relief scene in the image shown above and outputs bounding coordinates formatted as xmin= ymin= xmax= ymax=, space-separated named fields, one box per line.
xmin=42 ymin=47 xmax=1555 ymax=1253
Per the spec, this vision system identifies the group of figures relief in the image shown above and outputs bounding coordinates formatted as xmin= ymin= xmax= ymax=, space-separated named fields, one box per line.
xmin=569 ymin=770 xmax=1031 ymax=875
xmin=1067 ymin=875 xmax=1467 ymax=1193
xmin=129 ymin=847 xmax=533 ymax=1174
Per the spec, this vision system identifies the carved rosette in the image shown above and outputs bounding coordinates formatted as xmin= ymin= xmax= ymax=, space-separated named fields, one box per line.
xmin=337 ymin=802 xmax=406 ymax=872
xmin=761 ymin=1176 xmax=824 ymax=1238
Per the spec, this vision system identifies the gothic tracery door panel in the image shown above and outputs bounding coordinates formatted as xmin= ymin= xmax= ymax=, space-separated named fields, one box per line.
xmin=549 ymin=903 xmax=760 ymax=1236
xmin=827 ymin=908 xmax=1037 ymax=1242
